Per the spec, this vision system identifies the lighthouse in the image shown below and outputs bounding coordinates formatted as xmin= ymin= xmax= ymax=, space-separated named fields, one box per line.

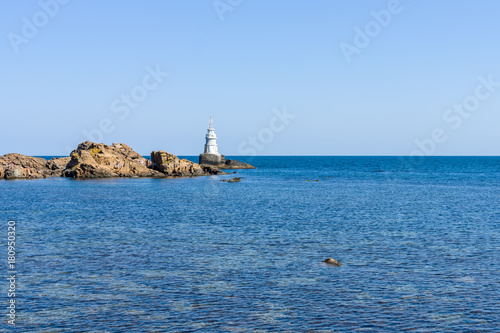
xmin=199 ymin=116 xmax=226 ymax=166
xmin=204 ymin=116 xmax=219 ymax=154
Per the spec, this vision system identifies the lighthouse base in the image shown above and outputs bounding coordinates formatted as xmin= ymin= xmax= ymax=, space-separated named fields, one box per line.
xmin=199 ymin=153 xmax=225 ymax=166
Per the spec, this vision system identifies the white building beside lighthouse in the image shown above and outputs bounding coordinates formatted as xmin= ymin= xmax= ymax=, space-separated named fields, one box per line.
xmin=199 ymin=116 xmax=226 ymax=166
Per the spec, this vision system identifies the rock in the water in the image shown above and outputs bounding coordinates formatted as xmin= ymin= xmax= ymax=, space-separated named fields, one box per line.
xmin=47 ymin=157 xmax=71 ymax=170
xmin=1 ymin=153 xmax=47 ymax=169
xmin=323 ymin=258 xmax=341 ymax=266
xmin=151 ymin=151 xmax=226 ymax=177
xmin=63 ymin=142 xmax=163 ymax=178
xmin=227 ymin=177 xmax=242 ymax=183
xmin=0 ymin=153 xmax=50 ymax=179
xmin=1 ymin=141 xmax=235 ymax=180
xmin=45 ymin=157 xmax=71 ymax=177
xmin=199 ymin=157 xmax=256 ymax=170
xmin=201 ymin=164 xmax=227 ymax=175
xmin=223 ymin=159 xmax=256 ymax=169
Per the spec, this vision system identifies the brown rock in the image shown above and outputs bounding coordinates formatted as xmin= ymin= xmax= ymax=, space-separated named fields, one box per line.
xmin=47 ymin=157 xmax=71 ymax=170
xmin=1 ymin=141 xmax=234 ymax=180
xmin=0 ymin=153 xmax=49 ymax=179
xmin=151 ymin=151 xmax=226 ymax=177
xmin=201 ymin=164 xmax=227 ymax=175
xmin=323 ymin=258 xmax=341 ymax=267
xmin=1 ymin=153 xmax=48 ymax=169
xmin=63 ymin=142 xmax=163 ymax=178
xmin=222 ymin=159 xmax=256 ymax=170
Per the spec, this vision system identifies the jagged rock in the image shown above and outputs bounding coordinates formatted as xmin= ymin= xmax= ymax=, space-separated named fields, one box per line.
xmin=202 ymin=164 xmax=227 ymax=175
xmin=222 ymin=159 xmax=256 ymax=170
xmin=47 ymin=157 xmax=71 ymax=170
xmin=1 ymin=141 xmax=233 ymax=180
xmin=63 ymin=142 xmax=163 ymax=178
xmin=323 ymin=258 xmax=341 ymax=267
xmin=227 ymin=177 xmax=242 ymax=183
xmin=199 ymin=158 xmax=256 ymax=170
xmin=4 ymin=168 xmax=45 ymax=179
xmin=0 ymin=154 xmax=49 ymax=179
xmin=1 ymin=153 xmax=48 ymax=169
xmin=151 ymin=151 xmax=225 ymax=177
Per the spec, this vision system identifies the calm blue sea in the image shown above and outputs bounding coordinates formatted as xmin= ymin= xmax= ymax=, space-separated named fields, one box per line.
xmin=1 ymin=156 xmax=499 ymax=332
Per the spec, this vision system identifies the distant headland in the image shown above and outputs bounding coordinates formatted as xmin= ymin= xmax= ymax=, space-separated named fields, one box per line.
xmin=0 ymin=117 xmax=255 ymax=180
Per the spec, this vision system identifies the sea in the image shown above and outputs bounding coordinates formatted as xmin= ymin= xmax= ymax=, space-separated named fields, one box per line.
xmin=1 ymin=156 xmax=499 ymax=332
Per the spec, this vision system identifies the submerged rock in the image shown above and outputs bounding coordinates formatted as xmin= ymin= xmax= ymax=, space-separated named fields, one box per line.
xmin=323 ymin=258 xmax=341 ymax=267
xmin=227 ymin=177 xmax=242 ymax=183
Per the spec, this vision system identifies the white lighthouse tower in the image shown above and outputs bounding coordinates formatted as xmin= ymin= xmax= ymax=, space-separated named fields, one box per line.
xmin=204 ymin=116 xmax=219 ymax=154
xmin=199 ymin=115 xmax=226 ymax=166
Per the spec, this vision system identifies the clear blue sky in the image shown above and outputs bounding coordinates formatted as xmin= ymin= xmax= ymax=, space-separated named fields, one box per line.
xmin=1 ymin=0 xmax=499 ymax=156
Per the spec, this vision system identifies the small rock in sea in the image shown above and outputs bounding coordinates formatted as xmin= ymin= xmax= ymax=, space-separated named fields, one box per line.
xmin=233 ymin=171 xmax=238 ymax=174
xmin=220 ymin=179 xmax=228 ymax=182
xmin=315 ymin=180 xmax=320 ymax=182
xmin=323 ymin=258 xmax=341 ymax=266
xmin=306 ymin=179 xmax=311 ymax=182
xmin=227 ymin=177 xmax=241 ymax=183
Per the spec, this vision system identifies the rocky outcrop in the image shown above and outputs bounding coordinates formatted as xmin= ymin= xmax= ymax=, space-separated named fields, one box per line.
xmin=223 ymin=159 xmax=256 ymax=170
xmin=201 ymin=164 xmax=226 ymax=175
xmin=0 ymin=154 xmax=50 ymax=179
xmin=1 ymin=141 xmax=228 ymax=180
xmin=323 ymin=258 xmax=341 ymax=267
xmin=63 ymin=142 xmax=163 ymax=178
xmin=199 ymin=152 xmax=255 ymax=170
xmin=151 ymin=151 xmax=226 ymax=177
xmin=199 ymin=156 xmax=256 ymax=170
xmin=47 ymin=157 xmax=71 ymax=171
